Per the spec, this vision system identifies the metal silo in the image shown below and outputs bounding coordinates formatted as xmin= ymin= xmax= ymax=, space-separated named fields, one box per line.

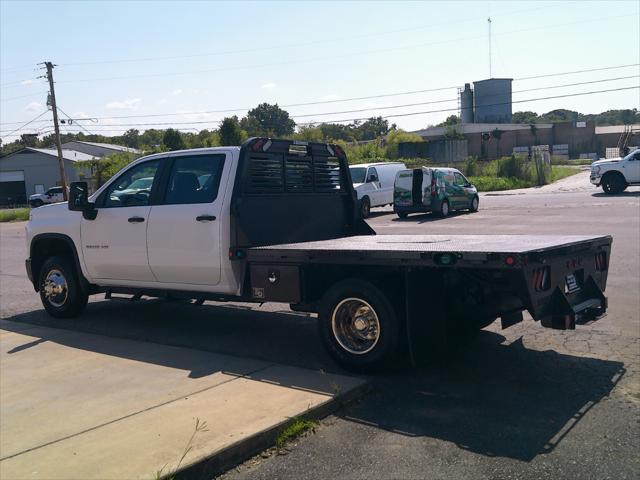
xmin=473 ymin=78 xmax=513 ymax=123
xmin=460 ymin=83 xmax=474 ymax=124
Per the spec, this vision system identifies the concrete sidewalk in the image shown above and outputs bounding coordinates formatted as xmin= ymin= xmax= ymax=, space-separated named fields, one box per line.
xmin=0 ymin=320 xmax=365 ymax=479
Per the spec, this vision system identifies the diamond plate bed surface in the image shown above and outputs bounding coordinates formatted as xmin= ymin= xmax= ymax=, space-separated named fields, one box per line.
xmin=249 ymin=235 xmax=610 ymax=256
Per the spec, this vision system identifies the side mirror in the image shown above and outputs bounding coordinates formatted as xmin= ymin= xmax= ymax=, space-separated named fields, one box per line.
xmin=367 ymin=174 xmax=377 ymax=183
xmin=69 ymin=182 xmax=97 ymax=220
xmin=69 ymin=182 xmax=88 ymax=211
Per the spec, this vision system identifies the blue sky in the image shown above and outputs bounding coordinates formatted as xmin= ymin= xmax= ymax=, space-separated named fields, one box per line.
xmin=1 ymin=0 xmax=638 ymax=141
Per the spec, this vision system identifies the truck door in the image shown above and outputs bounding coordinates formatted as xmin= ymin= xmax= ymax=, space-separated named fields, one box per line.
xmin=453 ymin=172 xmax=471 ymax=208
xmin=81 ymin=159 xmax=162 ymax=282
xmin=146 ymin=153 xmax=227 ymax=285
xmin=366 ymin=167 xmax=383 ymax=206
xmin=627 ymin=150 xmax=640 ymax=183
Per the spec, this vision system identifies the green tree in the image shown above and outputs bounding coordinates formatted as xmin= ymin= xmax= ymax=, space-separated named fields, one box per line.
xmin=436 ymin=115 xmax=460 ymax=127
xmin=121 ymin=129 xmax=140 ymax=148
xmin=512 ymin=111 xmax=539 ymax=124
xmin=355 ymin=117 xmax=389 ymax=141
xmin=77 ymin=152 xmax=137 ymax=188
xmin=162 ymin=128 xmax=186 ymax=151
xmin=219 ymin=116 xmax=248 ymax=146
xmin=20 ymin=134 xmax=38 ymax=147
xmin=240 ymin=103 xmax=295 ymax=137
xmin=384 ymin=129 xmax=424 ymax=159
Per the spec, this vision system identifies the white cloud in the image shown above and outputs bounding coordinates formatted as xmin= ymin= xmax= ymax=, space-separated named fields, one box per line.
xmin=106 ymin=98 xmax=141 ymax=110
xmin=172 ymin=88 xmax=183 ymax=96
xmin=322 ymin=94 xmax=339 ymax=100
xmin=21 ymin=79 xmax=33 ymax=86
xmin=261 ymin=82 xmax=277 ymax=89
xmin=175 ymin=109 xmax=212 ymax=121
xmin=157 ymin=98 xmax=168 ymax=105
xmin=25 ymin=101 xmax=43 ymax=112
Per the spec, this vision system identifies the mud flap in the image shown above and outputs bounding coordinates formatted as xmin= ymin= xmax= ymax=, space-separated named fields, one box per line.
xmin=540 ymin=276 xmax=607 ymax=330
xmin=404 ymin=269 xmax=448 ymax=367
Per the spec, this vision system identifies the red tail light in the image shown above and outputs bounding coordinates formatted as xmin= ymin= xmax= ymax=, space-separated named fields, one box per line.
xmin=595 ymin=252 xmax=607 ymax=271
xmin=532 ymin=266 xmax=551 ymax=292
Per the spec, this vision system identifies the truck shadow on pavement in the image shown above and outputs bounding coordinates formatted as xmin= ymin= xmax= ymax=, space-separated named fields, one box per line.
xmin=339 ymin=331 xmax=625 ymax=462
xmin=591 ymin=191 xmax=640 ymax=197
xmin=2 ymin=301 xmax=625 ymax=462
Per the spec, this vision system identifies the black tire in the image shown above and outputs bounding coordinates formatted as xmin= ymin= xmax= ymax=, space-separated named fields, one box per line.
xmin=601 ymin=172 xmax=626 ymax=195
xmin=38 ymin=255 xmax=88 ymax=318
xmin=438 ymin=199 xmax=450 ymax=218
xmin=469 ymin=195 xmax=479 ymax=212
xmin=31 ymin=200 xmax=44 ymax=208
xmin=318 ymin=279 xmax=400 ymax=372
xmin=397 ymin=212 xmax=408 ymax=219
xmin=360 ymin=197 xmax=371 ymax=219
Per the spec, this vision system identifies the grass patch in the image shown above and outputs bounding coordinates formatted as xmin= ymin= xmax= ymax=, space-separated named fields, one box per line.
xmin=549 ymin=165 xmax=582 ymax=182
xmin=0 ymin=208 xmax=30 ymax=222
xmin=468 ymin=176 xmax=533 ymax=192
xmin=551 ymin=158 xmax=594 ymax=166
xmin=275 ymin=418 xmax=318 ymax=448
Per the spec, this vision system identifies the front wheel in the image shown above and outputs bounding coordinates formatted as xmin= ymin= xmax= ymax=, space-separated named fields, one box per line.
xmin=318 ymin=279 xmax=400 ymax=372
xmin=360 ymin=197 xmax=371 ymax=219
xmin=601 ymin=173 xmax=626 ymax=195
xmin=469 ymin=195 xmax=479 ymax=212
xmin=31 ymin=199 xmax=44 ymax=208
xmin=38 ymin=256 xmax=88 ymax=318
xmin=397 ymin=212 xmax=408 ymax=219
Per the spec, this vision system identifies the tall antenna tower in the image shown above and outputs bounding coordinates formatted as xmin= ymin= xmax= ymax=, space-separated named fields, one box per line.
xmin=488 ymin=17 xmax=492 ymax=78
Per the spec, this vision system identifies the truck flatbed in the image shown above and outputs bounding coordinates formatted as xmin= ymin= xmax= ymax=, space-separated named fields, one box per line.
xmin=247 ymin=234 xmax=612 ymax=265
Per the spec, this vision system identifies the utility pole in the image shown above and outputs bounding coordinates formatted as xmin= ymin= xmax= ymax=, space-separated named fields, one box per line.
xmin=43 ymin=61 xmax=68 ymax=200
xmin=488 ymin=17 xmax=492 ymax=78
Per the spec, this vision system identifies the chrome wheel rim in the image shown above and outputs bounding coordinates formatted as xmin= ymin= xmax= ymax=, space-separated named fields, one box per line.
xmin=442 ymin=202 xmax=449 ymax=215
xmin=331 ymin=298 xmax=380 ymax=355
xmin=43 ymin=269 xmax=68 ymax=307
xmin=472 ymin=197 xmax=478 ymax=210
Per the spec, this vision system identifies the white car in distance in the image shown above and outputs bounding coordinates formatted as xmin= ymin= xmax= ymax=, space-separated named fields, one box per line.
xmin=349 ymin=162 xmax=406 ymax=218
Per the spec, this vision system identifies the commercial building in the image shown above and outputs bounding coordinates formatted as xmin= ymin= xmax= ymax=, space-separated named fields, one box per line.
xmin=0 ymin=141 xmax=141 ymax=205
xmin=0 ymin=148 xmax=95 ymax=205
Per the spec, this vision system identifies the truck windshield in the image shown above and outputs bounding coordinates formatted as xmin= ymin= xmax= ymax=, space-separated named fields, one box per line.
xmin=349 ymin=167 xmax=366 ymax=183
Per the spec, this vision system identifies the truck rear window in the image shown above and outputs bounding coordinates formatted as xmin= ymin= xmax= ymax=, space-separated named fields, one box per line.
xmin=244 ymin=153 xmax=342 ymax=194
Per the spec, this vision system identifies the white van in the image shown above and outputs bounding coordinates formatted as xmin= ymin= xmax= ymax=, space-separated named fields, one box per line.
xmin=349 ymin=162 xmax=406 ymax=218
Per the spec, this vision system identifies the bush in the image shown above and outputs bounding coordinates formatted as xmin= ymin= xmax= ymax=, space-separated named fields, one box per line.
xmin=463 ymin=156 xmax=478 ymax=177
xmin=384 ymin=129 xmax=424 ymax=159
xmin=0 ymin=208 xmax=30 ymax=222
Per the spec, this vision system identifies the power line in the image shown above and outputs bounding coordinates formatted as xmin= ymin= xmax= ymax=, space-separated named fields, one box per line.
xmin=298 ymin=85 xmax=640 ymax=125
xmin=2 ymin=66 xmax=636 ymax=128
xmin=0 ymin=90 xmax=48 ymax=103
xmin=21 ymin=85 xmax=633 ymax=131
xmin=57 ymin=106 xmax=95 ymax=136
xmin=0 ymin=110 xmax=50 ymax=139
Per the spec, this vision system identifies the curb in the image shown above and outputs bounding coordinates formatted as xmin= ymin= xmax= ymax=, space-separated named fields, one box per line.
xmin=172 ymin=378 xmax=370 ymax=480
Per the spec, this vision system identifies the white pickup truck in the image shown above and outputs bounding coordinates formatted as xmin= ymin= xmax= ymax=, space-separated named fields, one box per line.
xmin=590 ymin=148 xmax=640 ymax=194
xmin=26 ymin=138 xmax=612 ymax=370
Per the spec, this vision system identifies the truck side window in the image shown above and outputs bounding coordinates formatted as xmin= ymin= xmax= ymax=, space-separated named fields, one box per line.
xmin=164 ymin=154 xmax=225 ymax=205
xmin=367 ymin=167 xmax=379 ymax=182
xmin=103 ymin=160 xmax=160 ymax=208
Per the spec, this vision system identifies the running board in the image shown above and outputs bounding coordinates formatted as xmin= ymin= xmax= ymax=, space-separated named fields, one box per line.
xmin=105 ymin=289 xmax=143 ymax=301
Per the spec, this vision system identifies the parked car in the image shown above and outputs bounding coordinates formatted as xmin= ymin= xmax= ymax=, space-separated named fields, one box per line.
xmin=590 ymin=148 xmax=640 ymax=194
xmin=394 ymin=167 xmax=479 ymax=218
xmin=25 ymin=138 xmax=611 ymax=371
xmin=349 ymin=162 xmax=406 ymax=218
xmin=29 ymin=186 xmax=65 ymax=208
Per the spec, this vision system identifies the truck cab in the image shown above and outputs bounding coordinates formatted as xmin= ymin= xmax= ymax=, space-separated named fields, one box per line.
xmin=590 ymin=148 xmax=640 ymax=194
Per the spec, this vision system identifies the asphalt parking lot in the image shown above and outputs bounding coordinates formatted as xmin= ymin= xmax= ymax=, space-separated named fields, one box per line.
xmin=1 ymin=171 xmax=639 ymax=479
